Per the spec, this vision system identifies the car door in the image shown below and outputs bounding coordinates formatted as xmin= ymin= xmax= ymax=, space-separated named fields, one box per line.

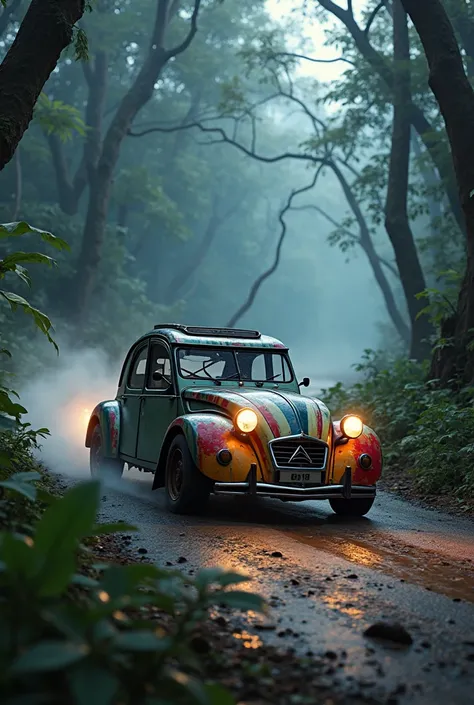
xmin=119 ymin=341 xmax=149 ymax=459
xmin=136 ymin=340 xmax=179 ymax=464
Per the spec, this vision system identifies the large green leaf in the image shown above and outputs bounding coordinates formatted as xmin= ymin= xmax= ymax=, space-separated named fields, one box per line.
xmin=214 ymin=590 xmax=266 ymax=613
xmin=195 ymin=567 xmax=249 ymax=589
xmin=0 ymin=532 xmax=36 ymax=576
xmin=10 ymin=640 xmax=88 ymax=674
xmin=99 ymin=563 xmax=165 ymax=599
xmin=0 ymin=222 xmax=69 ymax=251
xmin=113 ymin=630 xmax=171 ymax=652
xmin=0 ymin=291 xmax=57 ymax=351
xmin=0 ymin=388 xmax=27 ymax=418
xmin=69 ymin=665 xmax=119 ymax=705
xmin=33 ymin=481 xmax=101 ymax=596
xmin=0 ymin=470 xmax=40 ymax=501
xmin=1 ymin=251 xmax=56 ymax=270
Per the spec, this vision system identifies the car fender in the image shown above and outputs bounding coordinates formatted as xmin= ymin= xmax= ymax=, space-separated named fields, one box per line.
xmin=153 ymin=413 xmax=259 ymax=490
xmin=85 ymin=401 xmax=121 ymax=459
xmin=330 ymin=421 xmax=382 ymax=485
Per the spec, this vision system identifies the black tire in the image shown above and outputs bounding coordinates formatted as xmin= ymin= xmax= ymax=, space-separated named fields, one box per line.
xmin=329 ymin=497 xmax=374 ymax=517
xmin=165 ymin=434 xmax=211 ymax=514
xmin=90 ymin=424 xmax=124 ymax=481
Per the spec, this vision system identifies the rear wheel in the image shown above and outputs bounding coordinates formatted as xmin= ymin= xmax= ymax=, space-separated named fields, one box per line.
xmin=90 ymin=424 xmax=123 ymax=480
xmin=165 ymin=434 xmax=211 ymax=514
xmin=329 ymin=497 xmax=374 ymax=517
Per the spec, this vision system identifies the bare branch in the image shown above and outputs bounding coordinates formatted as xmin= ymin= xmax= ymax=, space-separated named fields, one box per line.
xmin=364 ymin=1 xmax=389 ymax=35
xmin=128 ymin=120 xmax=321 ymax=166
xmin=269 ymin=51 xmax=355 ymax=67
xmin=226 ymin=167 xmax=324 ymax=328
xmin=165 ymin=0 xmax=202 ymax=59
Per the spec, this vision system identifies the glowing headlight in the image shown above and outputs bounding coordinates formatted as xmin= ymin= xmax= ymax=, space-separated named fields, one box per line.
xmin=235 ymin=408 xmax=258 ymax=433
xmin=340 ymin=414 xmax=363 ymax=439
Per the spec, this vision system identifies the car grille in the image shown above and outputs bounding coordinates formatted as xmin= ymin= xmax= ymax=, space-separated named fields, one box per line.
xmin=270 ymin=436 xmax=328 ymax=469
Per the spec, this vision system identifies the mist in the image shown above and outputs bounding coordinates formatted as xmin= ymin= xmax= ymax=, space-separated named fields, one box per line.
xmin=19 ymin=345 xmax=119 ymax=478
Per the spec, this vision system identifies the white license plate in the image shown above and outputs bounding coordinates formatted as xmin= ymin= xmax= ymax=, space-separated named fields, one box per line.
xmin=279 ymin=471 xmax=321 ymax=483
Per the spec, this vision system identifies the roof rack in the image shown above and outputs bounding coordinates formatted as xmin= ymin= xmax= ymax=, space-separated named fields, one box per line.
xmin=153 ymin=324 xmax=261 ymax=339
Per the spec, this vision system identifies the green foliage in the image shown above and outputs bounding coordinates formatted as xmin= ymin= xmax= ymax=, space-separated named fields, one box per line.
xmin=322 ymin=349 xmax=474 ymax=498
xmin=35 ymin=94 xmax=87 ymax=142
xmin=0 ymin=221 xmax=69 ymax=424
xmin=0 ymin=476 xmax=265 ymax=704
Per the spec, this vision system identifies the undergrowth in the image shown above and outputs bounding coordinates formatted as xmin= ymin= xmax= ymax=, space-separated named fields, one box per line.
xmin=322 ymin=349 xmax=474 ymax=499
xmin=0 ymin=435 xmax=264 ymax=705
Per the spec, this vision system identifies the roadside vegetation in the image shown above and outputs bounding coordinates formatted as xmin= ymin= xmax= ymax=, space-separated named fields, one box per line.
xmin=322 ymin=351 xmax=474 ymax=509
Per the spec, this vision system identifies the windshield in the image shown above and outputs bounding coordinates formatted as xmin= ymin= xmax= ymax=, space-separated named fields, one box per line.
xmin=176 ymin=347 xmax=293 ymax=383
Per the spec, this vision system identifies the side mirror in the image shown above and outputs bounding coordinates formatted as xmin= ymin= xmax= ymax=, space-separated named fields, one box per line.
xmin=152 ymin=370 xmax=165 ymax=382
xmin=298 ymin=377 xmax=310 ymax=388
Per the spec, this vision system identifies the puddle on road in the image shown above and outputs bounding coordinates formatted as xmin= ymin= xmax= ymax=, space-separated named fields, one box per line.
xmin=286 ymin=530 xmax=474 ymax=603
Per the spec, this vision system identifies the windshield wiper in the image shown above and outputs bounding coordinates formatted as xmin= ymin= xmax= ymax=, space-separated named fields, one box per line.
xmin=215 ymin=371 xmax=241 ymax=385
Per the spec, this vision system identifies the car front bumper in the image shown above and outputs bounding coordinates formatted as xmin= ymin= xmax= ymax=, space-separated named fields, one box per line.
xmin=213 ymin=465 xmax=376 ymax=501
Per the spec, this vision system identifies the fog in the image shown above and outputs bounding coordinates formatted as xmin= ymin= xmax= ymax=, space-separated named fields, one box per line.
xmin=1 ymin=0 xmax=408 ymax=477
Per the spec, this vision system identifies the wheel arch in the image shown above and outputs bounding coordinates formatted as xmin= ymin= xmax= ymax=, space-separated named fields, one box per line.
xmin=84 ymin=401 xmax=121 ymax=459
xmin=153 ymin=425 xmax=185 ymax=490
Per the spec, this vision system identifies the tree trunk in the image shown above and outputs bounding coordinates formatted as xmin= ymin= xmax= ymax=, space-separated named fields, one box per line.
xmin=401 ymin=0 xmax=474 ymax=384
xmin=330 ymin=161 xmax=411 ymax=346
xmin=444 ymin=0 xmax=474 ymax=71
xmin=384 ymin=1 xmax=432 ymax=361
xmin=72 ymin=0 xmax=201 ymax=321
xmin=316 ymin=0 xmax=465 ymax=236
xmin=0 ymin=0 xmax=85 ymax=170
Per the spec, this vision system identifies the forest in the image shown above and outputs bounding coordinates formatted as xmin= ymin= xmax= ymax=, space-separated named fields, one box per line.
xmin=1 ymin=0 xmax=474 ymax=703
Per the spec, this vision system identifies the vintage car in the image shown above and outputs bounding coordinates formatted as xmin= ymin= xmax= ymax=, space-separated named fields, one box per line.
xmin=85 ymin=325 xmax=382 ymax=516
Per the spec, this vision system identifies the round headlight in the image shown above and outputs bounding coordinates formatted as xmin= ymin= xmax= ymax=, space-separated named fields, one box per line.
xmin=340 ymin=414 xmax=363 ymax=439
xmin=235 ymin=408 xmax=258 ymax=433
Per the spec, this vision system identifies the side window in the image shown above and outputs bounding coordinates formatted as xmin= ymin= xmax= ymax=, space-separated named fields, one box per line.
xmin=251 ymin=354 xmax=266 ymax=380
xmin=128 ymin=345 xmax=148 ymax=390
xmin=148 ymin=343 xmax=172 ymax=391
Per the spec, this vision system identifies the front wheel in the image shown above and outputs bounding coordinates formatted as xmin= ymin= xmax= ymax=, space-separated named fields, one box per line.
xmin=165 ymin=434 xmax=211 ymax=514
xmin=90 ymin=424 xmax=123 ymax=480
xmin=329 ymin=496 xmax=374 ymax=517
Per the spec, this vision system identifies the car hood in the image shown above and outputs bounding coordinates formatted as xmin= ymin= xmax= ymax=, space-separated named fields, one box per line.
xmin=183 ymin=387 xmax=331 ymax=441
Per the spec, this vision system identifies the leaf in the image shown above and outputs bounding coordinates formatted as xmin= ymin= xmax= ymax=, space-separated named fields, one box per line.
xmin=11 ymin=640 xmax=88 ymax=674
xmin=202 ymin=683 xmax=235 ymax=705
xmin=214 ymin=590 xmax=266 ymax=613
xmin=113 ymin=630 xmax=171 ymax=652
xmin=195 ymin=568 xmax=249 ymax=589
xmin=100 ymin=563 xmax=165 ymax=599
xmin=0 ymin=389 xmax=27 ymax=419
xmin=0 ymin=291 xmax=58 ymax=352
xmin=0 ymin=478 xmax=36 ymax=501
xmin=0 ymin=532 xmax=36 ymax=575
xmin=90 ymin=522 xmax=137 ymax=536
xmin=164 ymin=671 xmax=220 ymax=705
xmin=0 ymin=221 xmax=69 ymax=250
xmin=70 ymin=573 xmax=99 ymax=588
xmin=69 ymin=665 xmax=119 ymax=705
xmin=1 ymin=251 xmax=56 ymax=269
xmin=33 ymin=480 xmax=101 ymax=596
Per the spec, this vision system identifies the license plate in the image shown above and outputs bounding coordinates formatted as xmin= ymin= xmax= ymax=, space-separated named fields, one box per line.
xmin=279 ymin=471 xmax=321 ymax=484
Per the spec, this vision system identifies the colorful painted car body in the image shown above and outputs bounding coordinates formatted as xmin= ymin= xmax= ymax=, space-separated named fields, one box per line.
xmin=85 ymin=324 xmax=382 ymax=513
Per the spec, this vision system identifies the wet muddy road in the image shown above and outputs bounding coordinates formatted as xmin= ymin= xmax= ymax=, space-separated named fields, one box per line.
xmin=98 ymin=471 xmax=474 ymax=704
